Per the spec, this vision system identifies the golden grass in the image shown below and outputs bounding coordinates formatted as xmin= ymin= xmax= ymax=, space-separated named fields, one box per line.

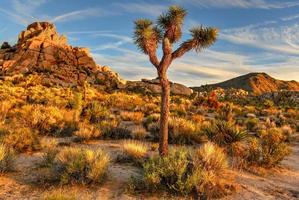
xmin=122 ymin=140 xmax=148 ymax=159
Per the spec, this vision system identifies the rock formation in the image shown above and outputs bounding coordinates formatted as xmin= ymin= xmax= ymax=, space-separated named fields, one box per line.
xmin=125 ymin=78 xmax=193 ymax=96
xmin=0 ymin=22 xmax=125 ymax=88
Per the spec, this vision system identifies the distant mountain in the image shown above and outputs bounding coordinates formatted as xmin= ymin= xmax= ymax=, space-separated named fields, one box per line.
xmin=192 ymin=72 xmax=299 ymax=94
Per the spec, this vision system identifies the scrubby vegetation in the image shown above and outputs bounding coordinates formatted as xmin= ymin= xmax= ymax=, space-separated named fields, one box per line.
xmin=131 ymin=144 xmax=234 ymax=198
xmin=51 ymin=147 xmax=110 ymax=184
xmin=0 ymin=73 xmax=297 ymax=198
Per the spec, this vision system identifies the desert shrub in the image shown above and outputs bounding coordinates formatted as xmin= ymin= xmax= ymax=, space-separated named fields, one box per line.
xmin=191 ymin=114 xmax=205 ymax=124
xmin=40 ymin=138 xmax=59 ymax=167
xmin=134 ymin=144 xmax=232 ymax=198
xmin=0 ymin=101 xmax=13 ymax=124
xmin=217 ymin=103 xmax=234 ymax=122
xmin=15 ymin=105 xmax=78 ymax=137
xmin=82 ymin=102 xmax=110 ymax=123
xmin=67 ymin=92 xmax=83 ymax=110
xmin=280 ymin=125 xmax=294 ymax=142
xmin=246 ymin=118 xmax=259 ymax=132
xmin=118 ymin=140 xmax=148 ymax=165
xmin=0 ymin=144 xmax=15 ymax=172
xmin=168 ymin=117 xmax=202 ymax=144
xmin=245 ymin=137 xmax=260 ymax=165
xmin=148 ymin=117 xmax=202 ymax=144
xmin=4 ymin=128 xmax=40 ymax=152
xmin=107 ymin=93 xmax=143 ymax=111
xmin=74 ymin=123 xmax=101 ymax=141
xmin=245 ymin=128 xmax=291 ymax=167
xmin=259 ymin=128 xmax=291 ymax=167
xmin=52 ymin=147 xmax=110 ymax=184
xmin=143 ymin=113 xmax=160 ymax=129
xmin=43 ymin=191 xmax=76 ymax=200
xmin=194 ymin=142 xmax=228 ymax=172
xmin=131 ymin=126 xmax=147 ymax=139
xmin=102 ymin=126 xmax=132 ymax=139
xmin=202 ymin=120 xmax=248 ymax=147
xmin=120 ymin=111 xmax=144 ymax=123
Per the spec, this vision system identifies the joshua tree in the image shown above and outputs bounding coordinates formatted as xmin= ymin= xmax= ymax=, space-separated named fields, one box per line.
xmin=133 ymin=6 xmax=218 ymax=156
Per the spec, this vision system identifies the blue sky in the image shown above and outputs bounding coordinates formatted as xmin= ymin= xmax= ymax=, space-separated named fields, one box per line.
xmin=0 ymin=0 xmax=299 ymax=86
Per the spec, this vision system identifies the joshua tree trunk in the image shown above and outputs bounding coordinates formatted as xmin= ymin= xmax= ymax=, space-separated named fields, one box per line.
xmin=158 ymin=71 xmax=170 ymax=156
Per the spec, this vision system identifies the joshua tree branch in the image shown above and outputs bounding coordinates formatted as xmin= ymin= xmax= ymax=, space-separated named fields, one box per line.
xmin=172 ymin=40 xmax=195 ymax=60
xmin=148 ymin=51 xmax=160 ymax=69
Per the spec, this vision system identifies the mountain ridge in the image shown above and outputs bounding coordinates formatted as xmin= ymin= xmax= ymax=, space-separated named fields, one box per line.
xmin=192 ymin=72 xmax=299 ymax=94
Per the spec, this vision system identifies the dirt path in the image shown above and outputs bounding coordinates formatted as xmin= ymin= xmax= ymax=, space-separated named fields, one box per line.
xmin=0 ymin=139 xmax=298 ymax=200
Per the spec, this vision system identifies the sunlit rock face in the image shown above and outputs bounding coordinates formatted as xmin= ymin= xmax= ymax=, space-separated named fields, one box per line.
xmin=0 ymin=22 xmax=125 ymax=89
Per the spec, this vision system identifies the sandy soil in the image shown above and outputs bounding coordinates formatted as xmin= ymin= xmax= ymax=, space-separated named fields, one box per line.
xmin=0 ymin=138 xmax=298 ymax=200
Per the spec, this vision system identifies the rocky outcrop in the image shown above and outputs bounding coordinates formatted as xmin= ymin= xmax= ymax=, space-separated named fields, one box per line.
xmin=124 ymin=78 xmax=193 ymax=96
xmin=0 ymin=22 xmax=125 ymax=88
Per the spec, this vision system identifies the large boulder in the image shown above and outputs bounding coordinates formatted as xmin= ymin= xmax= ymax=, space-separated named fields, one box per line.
xmin=0 ymin=22 xmax=125 ymax=89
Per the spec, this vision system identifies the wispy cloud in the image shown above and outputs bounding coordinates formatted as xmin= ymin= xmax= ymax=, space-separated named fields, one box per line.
xmin=115 ymin=2 xmax=166 ymax=16
xmin=220 ymin=21 xmax=299 ymax=55
xmin=176 ymin=0 xmax=299 ymax=9
xmin=281 ymin=13 xmax=299 ymax=21
xmin=51 ymin=8 xmax=113 ymax=23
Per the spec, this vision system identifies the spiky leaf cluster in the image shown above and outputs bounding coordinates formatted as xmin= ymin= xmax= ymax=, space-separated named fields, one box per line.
xmin=158 ymin=5 xmax=187 ymax=43
xmin=189 ymin=26 xmax=218 ymax=52
xmin=133 ymin=19 xmax=162 ymax=55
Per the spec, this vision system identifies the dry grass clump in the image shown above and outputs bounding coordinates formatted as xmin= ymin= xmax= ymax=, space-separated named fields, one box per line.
xmin=131 ymin=126 xmax=147 ymax=139
xmin=122 ymin=140 xmax=148 ymax=160
xmin=120 ymin=111 xmax=144 ymax=123
xmin=0 ymin=101 xmax=13 ymax=124
xmin=74 ymin=123 xmax=101 ymax=141
xmin=43 ymin=190 xmax=76 ymax=200
xmin=107 ymin=93 xmax=143 ymax=111
xmin=3 ymin=127 xmax=40 ymax=153
xmin=0 ymin=143 xmax=15 ymax=172
xmin=169 ymin=117 xmax=202 ymax=144
xmin=258 ymin=128 xmax=291 ymax=167
xmin=82 ymin=102 xmax=110 ymax=123
xmin=132 ymin=144 xmax=233 ymax=198
xmin=14 ymin=105 xmax=78 ymax=137
xmin=40 ymin=138 xmax=59 ymax=167
xmin=52 ymin=147 xmax=110 ymax=184
xmin=194 ymin=142 xmax=228 ymax=172
xmin=148 ymin=117 xmax=202 ymax=144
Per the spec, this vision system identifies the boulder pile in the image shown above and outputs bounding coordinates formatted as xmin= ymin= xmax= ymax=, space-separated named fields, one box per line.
xmin=0 ymin=22 xmax=125 ymax=89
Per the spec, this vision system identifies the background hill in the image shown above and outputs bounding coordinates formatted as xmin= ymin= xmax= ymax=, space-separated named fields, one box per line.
xmin=192 ymin=72 xmax=299 ymax=94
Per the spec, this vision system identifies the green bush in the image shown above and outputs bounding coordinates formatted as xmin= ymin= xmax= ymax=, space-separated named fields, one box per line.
xmin=52 ymin=147 xmax=110 ymax=184
xmin=133 ymin=143 xmax=232 ymax=198
xmin=0 ymin=144 xmax=15 ymax=172
xmin=259 ymin=128 xmax=291 ymax=167
xmin=245 ymin=128 xmax=291 ymax=167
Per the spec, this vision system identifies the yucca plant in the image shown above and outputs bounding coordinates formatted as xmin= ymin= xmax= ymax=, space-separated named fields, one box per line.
xmin=202 ymin=120 xmax=248 ymax=146
xmin=134 ymin=6 xmax=218 ymax=156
